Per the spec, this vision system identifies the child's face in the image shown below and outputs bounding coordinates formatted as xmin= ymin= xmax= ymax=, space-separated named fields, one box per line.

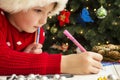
xmin=8 ymin=3 xmax=55 ymax=33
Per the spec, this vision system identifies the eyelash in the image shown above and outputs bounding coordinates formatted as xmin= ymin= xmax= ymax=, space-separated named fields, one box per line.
xmin=34 ymin=9 xmax=52 ymax=15
xmin=34 ymin=9 xmax=42 ymax=13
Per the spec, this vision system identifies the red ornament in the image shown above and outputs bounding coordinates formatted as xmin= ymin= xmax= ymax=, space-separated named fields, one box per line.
xmin=57 ymin=10 xmax=70 ymax=27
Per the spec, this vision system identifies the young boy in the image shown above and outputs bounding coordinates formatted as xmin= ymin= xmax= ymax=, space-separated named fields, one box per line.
xmin=0 ymin=0 xmax=103 ymax=75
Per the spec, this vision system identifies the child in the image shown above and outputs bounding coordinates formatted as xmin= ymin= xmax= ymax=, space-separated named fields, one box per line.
xmin=0 ymin=0 xmax=103 ymax=75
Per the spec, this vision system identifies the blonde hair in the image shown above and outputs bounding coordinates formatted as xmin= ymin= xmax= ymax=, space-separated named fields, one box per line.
xmin=0 ymin=0 xmax=68 ymax=16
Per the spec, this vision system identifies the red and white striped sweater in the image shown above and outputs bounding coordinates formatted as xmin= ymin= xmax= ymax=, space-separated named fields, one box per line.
xmin=0 ymin=10 xmax=61 ymax=75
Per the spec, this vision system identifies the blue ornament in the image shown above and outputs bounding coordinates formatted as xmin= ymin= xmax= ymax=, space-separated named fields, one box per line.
xmin=76 ymin=16 xmax=86 ymax=27
xmin=80 ymin=8 xmax=94 ymax=22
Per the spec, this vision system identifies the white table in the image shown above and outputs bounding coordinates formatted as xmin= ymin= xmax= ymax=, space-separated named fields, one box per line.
xmin=67 ymin=63 xmax=120 ymax=80
xmin=0 ymin=63 xmax=120 ymax=80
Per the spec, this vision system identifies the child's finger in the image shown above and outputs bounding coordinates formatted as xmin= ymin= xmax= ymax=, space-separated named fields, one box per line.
xmin=36 ymin=43 xmax=43 ymax=48
xmin=89 ymin=52 xmax=103 ymax=61
xmin=92 ymin=60 xmax=103 ymax=69
xmin=32 ymin=43 xmax=43 ymax=50
xmin=90 ymin=66 xmax=101 ymax=74
xmin=31 ymin=48 xmax=42 ymax=54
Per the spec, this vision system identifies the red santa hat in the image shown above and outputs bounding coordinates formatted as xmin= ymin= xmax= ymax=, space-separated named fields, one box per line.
xmin=0 ymin=0 xmax=68 ymax=16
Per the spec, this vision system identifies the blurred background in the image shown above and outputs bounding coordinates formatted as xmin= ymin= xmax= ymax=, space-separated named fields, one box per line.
xmin=42 ymin=0 xmax=120 ymax=55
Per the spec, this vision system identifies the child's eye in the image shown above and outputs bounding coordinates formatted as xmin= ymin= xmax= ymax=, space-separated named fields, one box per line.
xmin=34 ymin=9 xmax=42 ymax=13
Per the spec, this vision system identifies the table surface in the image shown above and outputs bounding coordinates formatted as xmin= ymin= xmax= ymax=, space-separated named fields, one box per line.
xmin=67 ymin=64 xmax=120 ymax=80
xmin=0 ymin=62 xmax=120 ymax=80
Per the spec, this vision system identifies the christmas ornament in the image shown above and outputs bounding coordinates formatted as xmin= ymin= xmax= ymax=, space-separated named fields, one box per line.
xmin=57 ymin=10 xmax=70 ymax=27
xmin=51 ymin=43 xmax=69 ymax=52
xmin=59 ymin=76 xmax=66 ymax=80
xmin=41 ymin=76 xmax=48 ymax=80
xmin=97 ymin=74 xmax=119 ymax=80
xmin=8 ymin=74 xmax=17 ymax=80
xmin=97 ymin=76 xmax=107 ymax=80
xmin=53 ymin=74 xmax=60 ymax=80
xmin=50 ymin=26 xmax=58 ymax=34
xmin=77 ymin=8 xmax=94 ymax=27
xmin=107 ymin=74 xmax=118 ymax=80
xmin=17 ymin=75 xmax=26 ymax=80
xmin=81 ymin=8 xmax=94 ymax=22
xmin=8 ymin=74 xmax=69 ymax=80
xmin=96 ymin=6 xmax=107 ymax=19
xmin=27 ymin=74 xmax=36 ymax=80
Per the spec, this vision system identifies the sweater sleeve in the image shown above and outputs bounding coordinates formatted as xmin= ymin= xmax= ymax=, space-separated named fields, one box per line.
xmin=0 ymin=11 xmax=62 ymax=75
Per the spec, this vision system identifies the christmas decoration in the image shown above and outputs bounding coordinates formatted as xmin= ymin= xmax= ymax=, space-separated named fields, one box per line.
xmin=7 ymin=74 xmax=68 ymax=80
xmin=53 ymin=74 xmax=60 ymax=80
xmin=97 ymin=76 xmax=107 ymax=80
xmin=51 ymin=43 xmax=69 ymax=52
xmin=43 ymin=0 xmax=120 ymax=55
xmin=77 ymin=8 xmax=94 ymax=27
xmin=92 ymin=44 xmax=120 ymax=62
xmin=50 ymin=26 xmax=58 ymax=34
xmin=57 ymin=10 xmax=70 ymax=27
xmin=80 ymin=8 xmax=94 ymax=23
xmin=97 ymin=74 xmax=118 ymax=80
xmin=96 ymin=6 xmax=107 ymax=19
xmin=107 ymin=74 xmax=118 ymax=80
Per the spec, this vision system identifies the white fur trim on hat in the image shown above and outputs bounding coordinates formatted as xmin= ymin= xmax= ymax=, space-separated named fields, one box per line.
xmin=0 ymin=0 xmax=68 ymax=16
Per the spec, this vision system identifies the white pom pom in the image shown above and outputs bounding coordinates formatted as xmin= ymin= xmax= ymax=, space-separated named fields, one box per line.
xmin=17 ymin=75 xmax=25 ymax=80
xmin=41 ymin=76 xmax=48 ymax=80
xmin=59 ymin=76 xmax=66 ymax=80
xmin=53 ymin=74 xmax=60 ymax=80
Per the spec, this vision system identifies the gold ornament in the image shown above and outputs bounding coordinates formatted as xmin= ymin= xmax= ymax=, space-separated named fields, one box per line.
xmin=50 ymin=26 xmax=58 ymax=34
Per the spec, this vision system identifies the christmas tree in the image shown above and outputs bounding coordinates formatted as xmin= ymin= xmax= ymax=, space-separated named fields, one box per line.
xmin=43 ymin=0 xmax=120 ymax=55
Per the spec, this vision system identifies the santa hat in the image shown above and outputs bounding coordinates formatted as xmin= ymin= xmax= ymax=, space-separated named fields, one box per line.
xmin=0 ymin=0 xmax=68 ymax=16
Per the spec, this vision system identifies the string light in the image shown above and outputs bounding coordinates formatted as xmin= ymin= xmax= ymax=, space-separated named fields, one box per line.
xmin=86 ymin=7 xmax=89 ymax=9
xmin=52 ymin=37 xmax=55 ymax=40
xmin=65 ymin=43 xmax=69 ymax=45
xmin=79 ymin=30 xmax=83 ymax=34
xmin=49 ymin=16 xmax=52 ymax=19
xmin=94 ymin=8 xmax=97 ymax=12
xmin=106 ymin=41 xmax=109 ymax=44
xmin=98 ymin=43 xmax=101 ymax=45
xmin=108 ymin=4 xmax=111 ymax=7
xmin=112 ymin=21 xmax=118 ymax=26
xmin=70 ymin=9 xmax=74 ymax=12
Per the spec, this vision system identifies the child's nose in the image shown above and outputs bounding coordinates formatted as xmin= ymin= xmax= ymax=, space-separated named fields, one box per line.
xmin=39 ymin=14 xmax=47 ymax=25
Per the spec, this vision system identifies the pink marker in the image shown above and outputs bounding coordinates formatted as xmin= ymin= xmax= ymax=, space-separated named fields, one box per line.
xmin=63 ymin=30 xmax=87 ymax=52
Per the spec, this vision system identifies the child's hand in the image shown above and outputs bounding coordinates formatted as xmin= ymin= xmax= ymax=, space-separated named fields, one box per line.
xmin=61 ymin=52 xmax=103 ymax=75
xmin=23 ymin=43 xmax=43 ymax=54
